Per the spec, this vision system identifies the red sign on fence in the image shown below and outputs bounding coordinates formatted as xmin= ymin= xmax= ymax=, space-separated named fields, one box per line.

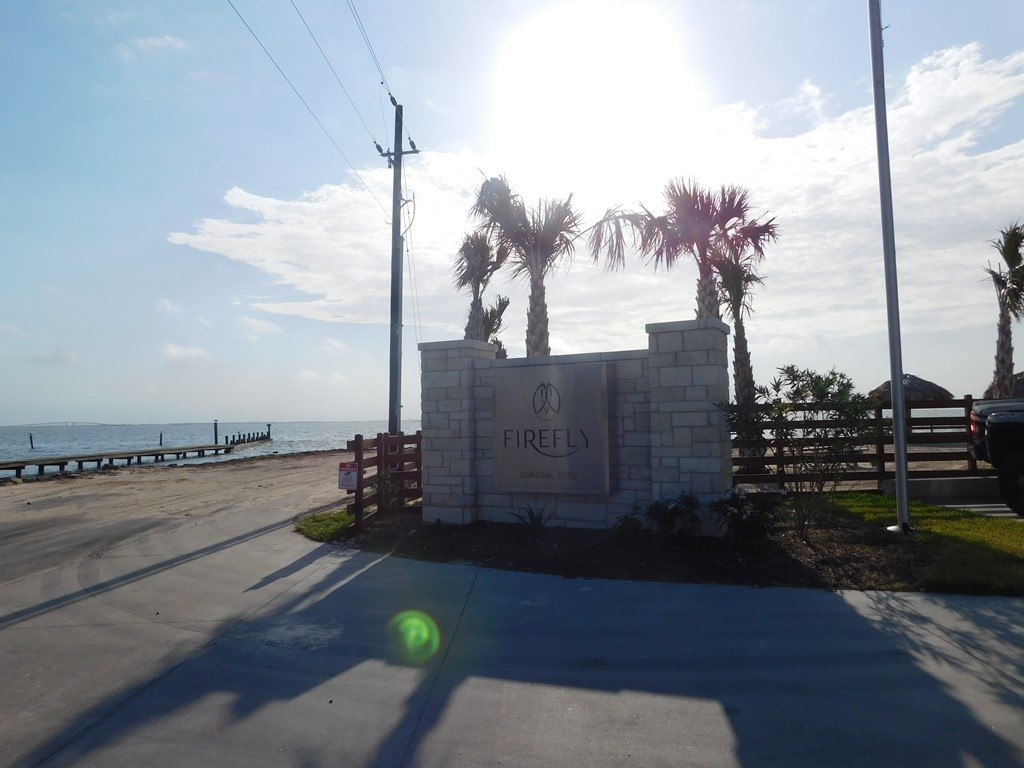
xmin=338 ymin=461 xmax=359 ymax=491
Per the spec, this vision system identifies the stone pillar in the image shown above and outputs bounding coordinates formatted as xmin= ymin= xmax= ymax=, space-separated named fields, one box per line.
xmin=646 ymin=320 xmax=732 ymax=511
xmin=418 ymin=340 xmax=496 ymax=524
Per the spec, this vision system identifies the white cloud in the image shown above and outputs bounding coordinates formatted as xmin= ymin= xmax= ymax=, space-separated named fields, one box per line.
xmin=158 ymin=298 xmax=184 ymax=314
xmin=298 ymin=370 xmax=324 ymax=382
xmin=163 ymin=342 xmax=212 ymax=365
xmin=169 ymin=44 xmax=1024 ymax=397
xmin=170 ymin=152 xmax=475 ymax=329
xmin=322 ymin=338 xmax=351 ymax=354
xmin=240 ymin=315 xmax=282 ymax=337
xmin=118 ymin=35 xmax=187 ymax=61
xmin=781 ymin=79 xmax=828 ymax=126
xmin=0 ymin=322 xmax=26 ymax=336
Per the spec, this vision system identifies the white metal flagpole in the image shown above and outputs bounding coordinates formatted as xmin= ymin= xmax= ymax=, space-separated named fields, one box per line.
xmin=868 ymin=0 xmax=912 ymax=533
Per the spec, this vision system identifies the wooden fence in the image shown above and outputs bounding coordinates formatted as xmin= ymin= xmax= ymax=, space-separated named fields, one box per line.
xmin=344 ymin=432 xmax=422 ymax=531
xmin=730 ymin=396 xmax=994 ymax=489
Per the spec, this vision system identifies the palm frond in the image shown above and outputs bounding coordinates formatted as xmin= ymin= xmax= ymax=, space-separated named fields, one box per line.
xmin=452 ymin=231 xmax=498 ymax=298
xmin=715 ymin=255 xmax=765 ymax=321
xmin=588 ymin=208 xmax=656 ymax=270
xmin=661 ymin=179 xmax=716 ymax=268
xmin=987 ymin=222 xmax=1024 ymax=319
xmin=730 ymin=216 xmax=779 ymax=259
xmin=482 ymin=294 xmax=511 ymax=339
xmin=471 ymin=176 xmax=528 ymax=246
xmin=715 ymin=184 xmax=752 ymax=229
xmin=992 ymin=221 xmax=1024 ymax=272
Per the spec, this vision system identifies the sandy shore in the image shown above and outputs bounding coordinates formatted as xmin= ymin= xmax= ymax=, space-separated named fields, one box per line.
xmin=0 ymin=450 xmax=354 ymax=583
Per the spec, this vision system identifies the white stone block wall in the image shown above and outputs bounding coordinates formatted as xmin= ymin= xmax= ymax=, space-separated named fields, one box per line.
xmin=418 ymin=320 xmax=732 ymax=530
xmin=419 ymin=340 xmax=495 ymax=524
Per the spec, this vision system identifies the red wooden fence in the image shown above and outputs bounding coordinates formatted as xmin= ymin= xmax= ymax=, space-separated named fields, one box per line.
xmin=730 ymin=396 xmax=994 ymax=489
xmin=344 ymin=431 xmax=422 ymax=531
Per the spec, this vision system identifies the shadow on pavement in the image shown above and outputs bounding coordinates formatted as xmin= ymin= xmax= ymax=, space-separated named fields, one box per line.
xmin=13 ymin=547 xmax=1024 ymax=768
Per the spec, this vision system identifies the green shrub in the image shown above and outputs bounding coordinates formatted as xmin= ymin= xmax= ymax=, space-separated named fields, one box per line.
xmin=711 ymin=487 xmax=788 ymax=543
xmin=295 ymin=508 xmax=355 ymax=542
xmin=644 ymin=493 xmax=701 ymax=539
xmin=613 ymin=510 xmax=644 ymax=532
xmin=611 ymin=510 xmax=647 ymax=544
xmin=370 ymin=468 xmax=404 ymax=515
xmin=509 ymin=503 xmax=555 ymax=535
xmin=728 ymin=365 xmax=877 ymax=539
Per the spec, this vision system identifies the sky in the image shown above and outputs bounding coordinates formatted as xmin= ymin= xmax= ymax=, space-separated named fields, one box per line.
xmin=2 ymin=0 xmax=1024 ymax=425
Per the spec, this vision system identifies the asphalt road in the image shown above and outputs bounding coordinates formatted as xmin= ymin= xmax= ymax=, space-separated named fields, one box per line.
xmin=1 ymin=461 xmax=1022 ymax=767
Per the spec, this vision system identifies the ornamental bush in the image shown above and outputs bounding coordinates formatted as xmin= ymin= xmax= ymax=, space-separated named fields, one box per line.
xmin=727 ymin=365 xmax=878 ymax=539
xmin=711 ymin=487 xmax=788 ymax=543
xmin=644 ymin=492 xmax=701 ymax=539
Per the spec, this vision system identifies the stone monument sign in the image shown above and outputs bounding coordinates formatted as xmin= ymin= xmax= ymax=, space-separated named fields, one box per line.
xmin=493 ymin=362 xmax=610 ymax=494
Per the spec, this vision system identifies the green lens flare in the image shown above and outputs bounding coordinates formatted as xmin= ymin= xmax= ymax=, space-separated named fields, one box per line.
xmin=388 ymin=610 xmax=440 ymax=662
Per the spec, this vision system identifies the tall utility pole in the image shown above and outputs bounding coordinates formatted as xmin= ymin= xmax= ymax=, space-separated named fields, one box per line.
xmin=377 ymin=97 xmax=418 ymax=436
xmin=868 ymin=0 xmax=911 ymax=533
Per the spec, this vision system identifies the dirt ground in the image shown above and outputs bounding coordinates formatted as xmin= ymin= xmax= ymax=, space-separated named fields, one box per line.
xmin=0 ymin=451 xmax=350 ymax=583
xmin=0 ymin=453 xmax=933 ymax=592
xmin=346 ymin=509 xmax=932 ymax=592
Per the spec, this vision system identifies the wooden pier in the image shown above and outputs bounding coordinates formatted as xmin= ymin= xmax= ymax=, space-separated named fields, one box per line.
xmin=0 ymin=444 xmax=236 ymax=479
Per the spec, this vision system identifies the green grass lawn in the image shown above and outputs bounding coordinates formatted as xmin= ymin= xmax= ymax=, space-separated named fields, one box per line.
xmin=293 ymin=493 xmax=1024 ymax=595
xmin=832 ymin=492 xmax=1024 ymax=595
xmin=295 ymin=507 xmax=355 ymax=542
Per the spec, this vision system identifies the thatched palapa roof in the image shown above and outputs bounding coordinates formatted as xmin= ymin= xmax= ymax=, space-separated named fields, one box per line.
xmin=869 ymin=374 xmax=953 ymax=401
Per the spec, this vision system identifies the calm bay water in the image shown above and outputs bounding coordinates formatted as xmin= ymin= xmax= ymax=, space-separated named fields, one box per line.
xmin=0 ymin=420 xmax=421 ymax=477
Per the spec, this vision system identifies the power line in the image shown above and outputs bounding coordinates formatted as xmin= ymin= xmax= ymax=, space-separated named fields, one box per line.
xmin=225 ymin=0 xmax=389 ymax=218
xmin=401 ymin=166 xmax=424 ymax=346
xmin=345 ymin=0 xmax=390 ymax=93
xmin=288 ymin=0 xmax=380 ymax=146
xmin=404 ymin=222 xmax=424 ymax=347
xmin=337 ymin=0 xmax=419 ymax=156
xmin=378 ymin=84 xmax=392 ymax=149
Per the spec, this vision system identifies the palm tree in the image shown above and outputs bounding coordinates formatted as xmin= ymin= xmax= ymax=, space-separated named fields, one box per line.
xmin=452 ymin=232 xmax=506 ymax=342
xmin=715 ymin=251 xmax=765 ymax=408
xmin=482 ymin=295 xmax=511 ymax=359
xmin=471 ymin=176 xmax=583 ymax=357
xmin=985 ymin=222 xmax=1024 ymax=398
xmin=714 ymin=245 xmax=773 ymax=468
xmin=589 ymin=179 xmax=777 ymax=320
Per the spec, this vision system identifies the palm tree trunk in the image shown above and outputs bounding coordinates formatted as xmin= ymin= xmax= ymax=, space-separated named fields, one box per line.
xmin=695 ymin=269 xmax=722 ymax=320
xmin=732 ymin=316 xmax=766 ymax=468
xmin=732 ymin=317 xmax=755 ymax=407
xmin=526 ymin=273 xmax=550 ymax=357
xmin=465 ymin=296 xmax=485 ymax=342
xmin=993 ymin=299 xmax=1014 ymax=397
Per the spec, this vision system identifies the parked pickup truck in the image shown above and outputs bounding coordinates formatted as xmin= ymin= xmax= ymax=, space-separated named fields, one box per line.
xmin=969 ymin=399 xmax=1024 ymax=514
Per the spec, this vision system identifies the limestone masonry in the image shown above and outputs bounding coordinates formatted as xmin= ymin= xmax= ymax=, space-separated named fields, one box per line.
xmin=418 ymin=319 xmax=732 ymax=531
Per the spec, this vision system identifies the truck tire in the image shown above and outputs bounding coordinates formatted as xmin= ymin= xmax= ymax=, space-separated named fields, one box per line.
xmin=997 ymin=452 xmax=1024 ymax=515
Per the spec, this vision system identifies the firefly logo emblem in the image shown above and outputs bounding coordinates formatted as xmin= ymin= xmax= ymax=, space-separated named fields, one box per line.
xmin=533 ymin=383 xmax=561 ymax=421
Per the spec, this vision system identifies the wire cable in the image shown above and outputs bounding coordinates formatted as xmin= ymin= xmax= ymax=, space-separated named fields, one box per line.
xmin=288 ymin=0 xmax=380 ymax=146
xmin=401 ymin=163 xmax=424 ymax=345
xmin=403 ymin=200 xmax=425 ymax=346
xmin=346 ymin=0 xmax=390 ymax=92
xmin=344 ymin=0 xmax=421 ymax=149
xmin=226 ymin=0 xmax=390 ymax=218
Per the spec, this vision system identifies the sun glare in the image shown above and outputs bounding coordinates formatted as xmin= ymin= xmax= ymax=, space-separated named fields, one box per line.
xmin=488 ymin=0 xmax=702 ymax=203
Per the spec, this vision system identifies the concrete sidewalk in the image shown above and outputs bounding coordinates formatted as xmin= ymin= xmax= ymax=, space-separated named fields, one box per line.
xmin=1 ymin=503 xmax=1022 ymax=767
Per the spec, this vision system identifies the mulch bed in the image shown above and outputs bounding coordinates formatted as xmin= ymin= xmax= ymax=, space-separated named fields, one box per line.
xmin=343 ymin=510 xmax=932 ymax=592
